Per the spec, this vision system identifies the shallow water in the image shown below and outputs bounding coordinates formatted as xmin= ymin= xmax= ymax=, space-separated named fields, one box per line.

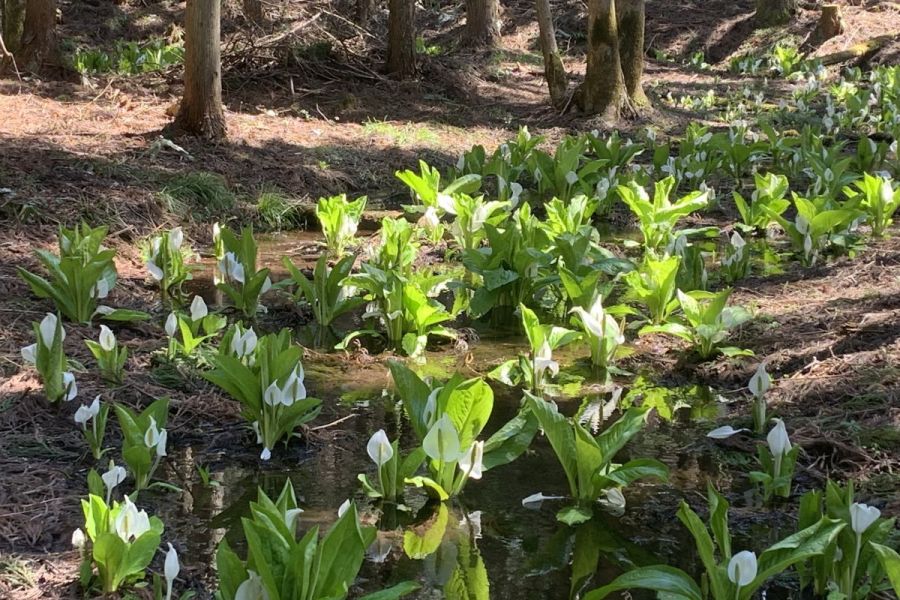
xmin=150 ymin=342 xmax=761 ymax=600
xmin=157 ymin=229 xmax=796 ymax=599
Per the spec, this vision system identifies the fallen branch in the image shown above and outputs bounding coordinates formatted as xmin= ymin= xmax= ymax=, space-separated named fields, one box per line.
xmin=816 ymin=35 xmax=895 ymax=66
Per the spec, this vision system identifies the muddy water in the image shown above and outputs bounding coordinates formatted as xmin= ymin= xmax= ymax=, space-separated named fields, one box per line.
xmin=153 ymin=340 xmax=758 ymax=600
xmin=159 ymin=230 xmax=792 ymax=599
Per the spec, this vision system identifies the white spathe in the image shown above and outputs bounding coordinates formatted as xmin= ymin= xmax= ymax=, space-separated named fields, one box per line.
xmin=707 ymin=425 xmax=749 ymax=439
xmin=190 ymin=296 xmax=208 ymax=322
xmin=74 ymin=395 xmax=101 ymax=427
xmin=115 ymin=496 xmax=152 ymax=542
xmin=21 ymin=343 xmax=37 ymax=364
xmin=766 ymin=418 xmax=792 ymax=456
xmin=748 ymin=362 xmax=770 ymax=398
xmin=165 ymin=312 xmax=178 ymax=337
xmin=850 ymin=502 xmax=881 ymax=534
xmin=366 ymin=430 xmax=394 ymax=467
xmin=39 ymin=313 xmax=62 ymax=347
xmin=99 ymin=325 xmax=116 ymax=352
xmin=423 ymin=414 xmax=462 ymax=462
xmin=727 ymin=551 xmax=758 ymax=587
xmin=458 ymin=441 xmax=485 ymax=480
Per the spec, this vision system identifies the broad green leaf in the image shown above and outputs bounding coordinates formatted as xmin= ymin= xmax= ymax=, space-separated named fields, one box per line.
xmin=583 ymin=565 xmax=702 ymax=600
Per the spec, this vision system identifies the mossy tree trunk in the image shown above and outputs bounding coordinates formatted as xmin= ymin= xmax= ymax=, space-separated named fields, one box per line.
xmin=535 ymin=0 xmax=567 ymax=108
xmin=387 ymin=0 xmax=415 ymax=78
xmin=2 ymin=0 xmax=26 ymax=55
xmin=617 ymin=0 xmax=648 ymax=108
xmin=16 ymin=0 xmax=56 ymax=73
xmin=464 ymin=0 xmax=501 ymax=47
xmin=755 ymin=0 xmax=797 ymax=26
xmin=173 ymin=0 xmax=227 ymax=140
xmin=579 ymin=0 xmax=626 ymax=118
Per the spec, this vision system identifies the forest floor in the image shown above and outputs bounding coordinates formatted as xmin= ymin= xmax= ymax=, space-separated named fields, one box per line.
xmin=1 ymin=0 xmax=900 ymax=598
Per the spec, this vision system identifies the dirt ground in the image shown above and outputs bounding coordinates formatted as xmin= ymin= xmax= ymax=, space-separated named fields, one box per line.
xmin=1 ymin=0 xmax=899 ymax=597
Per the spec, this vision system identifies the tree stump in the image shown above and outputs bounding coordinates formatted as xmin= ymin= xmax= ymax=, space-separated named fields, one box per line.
xmin=813 ymin=4 xmax=845 ymax=42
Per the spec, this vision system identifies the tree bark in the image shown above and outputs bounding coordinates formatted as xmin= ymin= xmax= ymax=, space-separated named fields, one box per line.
xmin=464 ymin=0 xmax=501 ymax=47
xmin=755 ymin=0 xmax=798 ymax=27
xmin=617 ymin=0 xmax=648 ymax=108
xmin=242 ymin=0 xmax=263 ymax=24
xmin=535 ymin=0 xmax=567 ymax=108
xmin=386 ymin=0 xmax=415 ymax=79
xmin=2 ymin=0 xmax=26 ymax=55
xmin=357 ymin=0 xmax=376 ymax=25
xmin=16 ymin=0 xmax=55 ymax=73
xmin=579 ymin=0 xmax=626 ymax=118
xmin=173 ymin=0 xmax=227 ymax=140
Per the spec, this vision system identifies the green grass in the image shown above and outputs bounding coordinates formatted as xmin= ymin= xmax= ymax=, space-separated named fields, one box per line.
xmin=159 ymin=171 xmax=235 ymax=219
xmin=362 ymin=119 xmax=441 ymax=146
xmin=255 ymin=187 xmax=304 ymax=231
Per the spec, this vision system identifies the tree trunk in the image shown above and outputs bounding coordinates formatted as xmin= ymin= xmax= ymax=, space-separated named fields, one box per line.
xmin=535 ymin=0 xmax=567 ymax=108
xmin=357 ymin=0 xmax=376 ymax=25
xmin=617 ymin=0 xmax=648 ymax=108
xmin=242 ymin=0 xmax=263 ymax=24
xmin=579 ymin=0 xmax=626 ymax=118
xmin=386 ymin=0 xmax=415 ymax=79
xmin=16 ymin=0 xmax=55 ymax=73
xmin=173 ymin=0 xmax=226 ymax=140
xmin=755 ymin=0 xmax=797 ymax=26
xmin=812 ymin=4 xmax=844 ymax=42
xmin=464 ymin=0 xmax=500 ymax=47
xmin=2 ymin=0 xmax=26 ymax=55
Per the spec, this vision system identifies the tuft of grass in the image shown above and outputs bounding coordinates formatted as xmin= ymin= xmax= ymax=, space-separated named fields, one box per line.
xmin=0 ymin=556 xmax=37 ymax=589
xmin=159 ymin=171 xmax=235 ymax=220
xmin=255 ymin=187 xmax=303 ymax=231
xmin=362 ymin=119 xmax=440 ymax=146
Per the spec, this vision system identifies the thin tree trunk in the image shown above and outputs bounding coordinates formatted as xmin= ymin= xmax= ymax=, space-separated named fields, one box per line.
xmin=242 ymin=0 xmax=263 ymax=24
xmin=17 ymin=0 xmax=55 ymax=73
xmin=387 ymin=0 xmax=415 ymax=79
xmin=535 ymin=0 xmax=567 ymax=108
xmin=579 ymin=0 xmax=626 ymax=117
xmin=173 ymin=0 xmax=226 ymax=140
xmin=464 ymin=0 xmax=500 ymax=47
xmin=755 ymin=0 xmax=797 ymax=26
xmin=357 ymin=0 xmax=376 ymax=25
xmin=2 ymin=0 xmax=26 ymax=55
xmin=617 ymin=0 xmax=648 ymax=108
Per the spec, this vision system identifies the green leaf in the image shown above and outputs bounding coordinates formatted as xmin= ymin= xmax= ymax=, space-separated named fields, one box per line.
xmin=482 ymin=407 xmax=538 ymax=470
xmin=404 ymin=476 xmax=449 ymax=501
xmin=403 ymin=504 xmax=449 ymax=559
xmin=357 ymin=581 xmax=421 ymax=600
xmin=600 ymin=458 xmax=669 ymax=487
xmin=556 ymin=505 xmax=593 ymax=526
xmin=872 ymin=543 xmax=900 ymax=595
xmin=583 ymin=565 xmax=703 ymax=600
xmin=527 ymin=393 xmax=578 ymax=497
xmin=745 ymin=517 xmax=845 ymax=599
